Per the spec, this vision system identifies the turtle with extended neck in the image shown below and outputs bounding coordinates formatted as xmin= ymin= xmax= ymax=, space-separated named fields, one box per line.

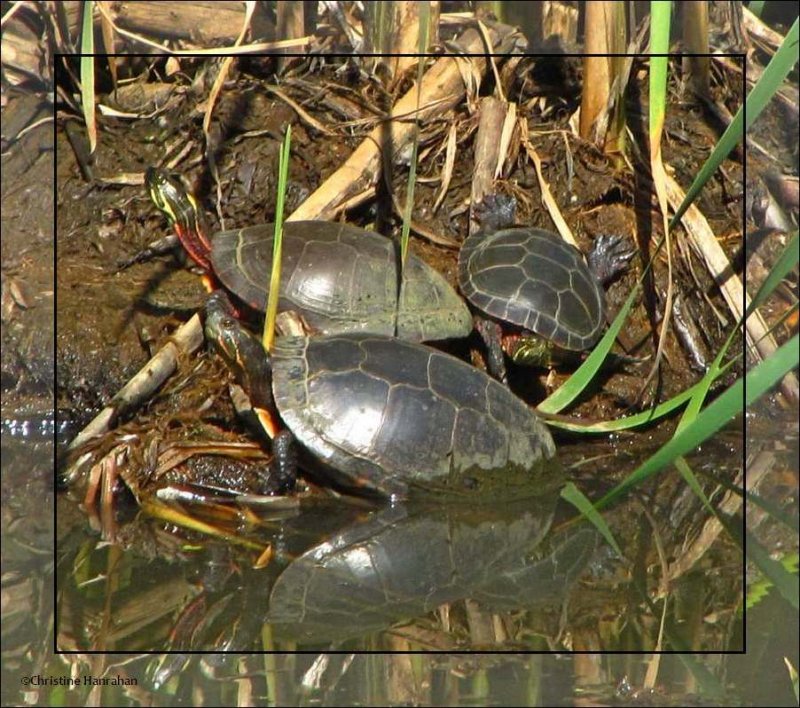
xmin=144 ymin=167 xmax=472 ymax=342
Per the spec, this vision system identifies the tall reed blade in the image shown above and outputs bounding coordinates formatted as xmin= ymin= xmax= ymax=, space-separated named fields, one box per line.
xmin=263 ymin=125 xmax=292 ymax=352
xmin=397 ymin=5 xmax=430 ymax=334
xmin=671 ymin=17 xmax=800 ymax=227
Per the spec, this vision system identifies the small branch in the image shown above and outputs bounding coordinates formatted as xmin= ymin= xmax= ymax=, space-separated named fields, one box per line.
xmin=67 ymin=315 xmax=205 ymax=453
xmin=470 ymin=96 xmax=509 ymax=235
xmin=287 ymin=25 xmax=517 ymax=223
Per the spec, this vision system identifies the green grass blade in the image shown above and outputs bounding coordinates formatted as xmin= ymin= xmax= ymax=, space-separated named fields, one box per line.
xmin=541 ymin=189 xmax=683 ymax=416
xmin=673 ymin=654 xmax=728 ymax=699
xmin=263 ymin=124 xmax=292 ymax=352
xmin=80 ymin=0 xmax=97 ymax=155
xmin=746 ymin=490 xmax=800 ymax=533
xmin=672 ymin=456 xmax=748 ymax=565
xmin=560 ymin=482 xmax=622 ymax=556
xmin=399 ymin=123 xmax=420 ymax=267
xmin=748 ymin=0 xmax=766 ymax=17
xmin=745 ymin=530 xmax=800 ymax=610
xmin=649 ymin=2 xmax=671 ymax=128
xmin=764 ymin=301 xmax=799 ymax=340
xmin=679 ymin=231 xmax=798 ymax=429
xmin=396 ymin=7 xmax=430 ymax=335
xmin=673 ymin=454 xmax=746 ymax=556
xmin=594 ymin=333 xmax=799 ymax=510
xmin=679 ymin=345 xmax=735 ymax=431
xmin=541 ymin=234 xmax=796 ymax=425
xmin=786 ymin=657 xmax=799 ymax=704
xmin=543 ymin=357 xmax=738 ymax=434
xmin=673 ymin=456 xmax=713 ymax=511
xmin=671 ymin=17 xmax=799 ymax=228
xmin=544 ymin=358 xmax=738 ymax=433
xmin=538 ymin=283 xmax=640 ymax=414
xmin=399 ymin=5 xmax=430 ymax=266
xmin=746 ymin=231 xmax=799 ymax=317
xmin=371 ymin=0 xmax=390 ymax=54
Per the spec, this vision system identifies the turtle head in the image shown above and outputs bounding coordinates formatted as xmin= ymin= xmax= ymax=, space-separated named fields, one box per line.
xmin=204 ymin=292 xmax=278 ymax=428
xmin=145 ymin=167 xmax=212 ymax=270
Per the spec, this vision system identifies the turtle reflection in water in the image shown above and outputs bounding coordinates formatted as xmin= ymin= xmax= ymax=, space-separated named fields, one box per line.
xmin=145 ymin=167 xmax=471 ymax=342
xmin=205 ymin=292 xmax=559 ymax=500
xmin=267 ymin=498 xmax=596 ymax=645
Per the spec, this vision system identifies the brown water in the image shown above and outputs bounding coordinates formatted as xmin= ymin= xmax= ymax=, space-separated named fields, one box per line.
xmin=2 ymin=413 xmax=796 ymax=705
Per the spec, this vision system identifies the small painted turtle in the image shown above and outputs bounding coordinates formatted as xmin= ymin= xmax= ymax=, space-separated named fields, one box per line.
xmin=204 ymin=292 xmax=558 ymax=500
xmin=146 ymin=168 xmax=472 ymax=342
xmin=458 ymin=195 xmax=634 ymax=381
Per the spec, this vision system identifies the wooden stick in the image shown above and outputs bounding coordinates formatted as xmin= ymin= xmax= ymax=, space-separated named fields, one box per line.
xmin=67 ymin=314 xmax=205 ymax=452
xmin=469 ymin=96 xmax=509 ymax=236
xmin=287 ymin=25 xmax=518 ymax=223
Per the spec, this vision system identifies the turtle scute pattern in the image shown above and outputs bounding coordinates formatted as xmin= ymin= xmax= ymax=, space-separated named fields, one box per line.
xmin=212 ymin=222 xmax=472 ymax=341
xmin=272 ymin=334 xmax=557 ymax=497
xmin=459 ymin=228 xmax=605 ymax=350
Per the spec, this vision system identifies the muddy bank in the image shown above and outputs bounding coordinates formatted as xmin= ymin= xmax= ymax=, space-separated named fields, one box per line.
xmin=48 ymin=60 xmax=751 ymax=432
xmin=2 ymin=92 xmax=55 ymax=399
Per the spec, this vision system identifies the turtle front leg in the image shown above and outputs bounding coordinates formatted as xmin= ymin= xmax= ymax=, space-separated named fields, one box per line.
xmin=268 ymin=428 xmax=297 ymax=494
xmin=473 ymin=192 xmax=518 ymax=233
xmin=587 ymin=233 xmax=635 ymax=286
xmin=474 ymin=317 xmax=508 ymax=384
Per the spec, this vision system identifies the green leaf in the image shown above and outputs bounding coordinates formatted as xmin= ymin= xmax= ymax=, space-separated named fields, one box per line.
xmin=671 ymin=17 xmax=800 ymax=227
xmin=560 ymin=482 xmax=622 ymax=556
xmin=595 ymin=334 xmax=799 ymax=509
xmin=538 ymin=284 xmax=640 ymax=414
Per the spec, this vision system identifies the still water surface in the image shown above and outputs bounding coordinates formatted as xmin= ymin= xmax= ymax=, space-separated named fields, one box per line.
xmin=1 ymin=410 xmax=797 ymax=706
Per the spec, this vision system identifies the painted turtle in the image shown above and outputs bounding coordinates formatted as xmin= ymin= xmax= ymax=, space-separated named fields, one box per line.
xmin=458 ymin=195 xmax=634 ymax=381
xmin=145 ymin=168 xmax=472 ymax=342
xmin=204 ymin=292 xmax=558 ymax=500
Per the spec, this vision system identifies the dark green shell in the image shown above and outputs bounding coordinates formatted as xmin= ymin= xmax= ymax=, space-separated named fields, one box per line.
xmin=271 ymin=334 xmax=558 ymax=499
xmin=458 ymin=228 xmax=605 ymax=350
xmin=211 ymin=222 xmax=472 ymax=342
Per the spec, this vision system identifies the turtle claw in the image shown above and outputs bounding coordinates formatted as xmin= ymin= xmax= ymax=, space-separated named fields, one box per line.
xmin=587 ymin=234 xmax=635 ymax=285
xmin=116 ymin=234 xmax=181 ymax=271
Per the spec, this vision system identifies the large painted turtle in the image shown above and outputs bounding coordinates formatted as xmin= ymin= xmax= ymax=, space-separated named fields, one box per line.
xmin=204 ymin=292 xmax=558 ymax=500
xmin=458 ymin=195 xmax=634 ymax=381
xmin=146 ymin=168 xmax=471 ymax=342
